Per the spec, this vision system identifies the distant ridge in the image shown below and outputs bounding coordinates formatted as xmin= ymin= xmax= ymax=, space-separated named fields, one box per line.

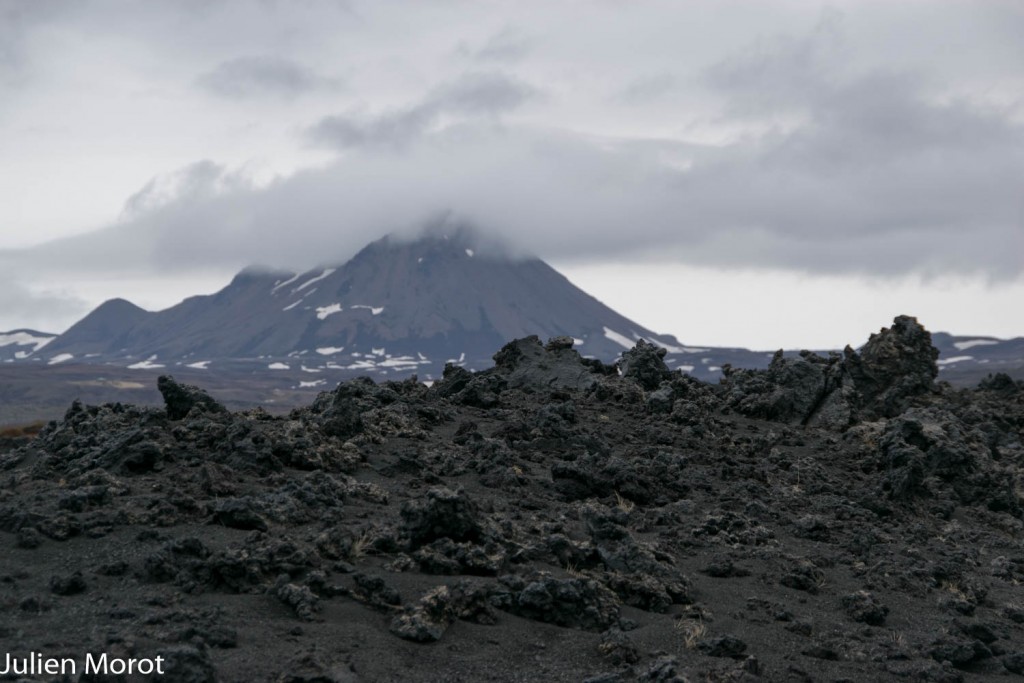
xmin=10 ymin=230 xmax=1024 ymax=389
xmin=0 ymin=328 xmax=56 ymax=362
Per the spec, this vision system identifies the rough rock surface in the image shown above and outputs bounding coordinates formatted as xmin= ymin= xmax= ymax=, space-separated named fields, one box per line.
xmin=1 ymin=316 xmax=1022 ymax=681
xmin=721 ymin=315 xmax=941 ymax=429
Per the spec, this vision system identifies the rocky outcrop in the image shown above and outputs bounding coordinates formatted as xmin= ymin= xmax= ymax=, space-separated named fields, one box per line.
xmin=2 ymin=324 xmax=1022 ymax=681
xmin=846 ymin=314 xmax=940 ymax=417
xmin=722 ymin=315 xmax=940 ymax=429
xmin=158 ymin=375 xmax=228 ymax=420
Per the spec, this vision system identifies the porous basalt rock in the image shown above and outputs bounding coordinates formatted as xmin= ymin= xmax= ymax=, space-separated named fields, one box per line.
xmin=2 ymin=322 xmax=1022 ymax=682
xmin=492 ymin=335 xmax=601 ymax=391
xmin=722 ymin=315 xmax=941 ymax=429
xmin=618 ymin=339 xmax=672 ymax=391
xmin=400 ymin=487 xmax=484 ymax=549
xmin=158 ymin=375 xmax=227 ymax=420
xmin=491 ymin=572 xmax=620 ymax=631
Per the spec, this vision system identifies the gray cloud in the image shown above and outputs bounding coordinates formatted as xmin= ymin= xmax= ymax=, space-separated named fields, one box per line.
xmin=0 ymin=2 xmax=69 ymax=85
xmin=1 ymin=1 xmax=1021 ymax=312
xmin=307 ymin=71 xmax=538 ymax=150
xmin=0 ymin=275 xmax=88 ymax=333
xmin=119 ymin=160 xmax=262 ymax=220
xmin=196 ymin=55 xmax=341 ymax=99
xmin=703 ymin=8 xmax=847 ymax=118
xmin=612 ymin=73 xmax=683 ymax=104
xmin=11 ymin=70 xmax=1021 ymax=281
xmin=457 ymin=27 xmax=532 ymax=63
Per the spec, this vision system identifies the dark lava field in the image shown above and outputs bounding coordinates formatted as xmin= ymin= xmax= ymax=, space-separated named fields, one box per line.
xmin=2 ymin=316 xmax=1023 ymax=682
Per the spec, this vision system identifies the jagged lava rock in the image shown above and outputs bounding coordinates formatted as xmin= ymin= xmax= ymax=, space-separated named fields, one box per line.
xmin=1 ymin=325 xmax=1021 ymax=682
xmin=158 ymin=375 xmax=227 ymax=420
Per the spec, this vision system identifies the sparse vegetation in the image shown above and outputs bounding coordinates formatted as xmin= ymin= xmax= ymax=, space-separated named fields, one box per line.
xmin=564 ymin=563 xmax=586 ymax=579
xmin=349 ymin=531 xmax=373 ymax=560
xmin=0 ymin=420 xmax=45 ymax=439
xmin=675 ymin=619 xmax=706 ymax=650
xmin=614 ymin=491 xmax=635 ymax=513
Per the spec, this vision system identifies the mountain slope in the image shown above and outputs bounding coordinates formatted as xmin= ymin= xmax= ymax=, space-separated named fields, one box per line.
xmin=0 ymin=329 xmax=56 ymax=362
xmin=41 ymin=231 xmax=689 ymax=372
xmin=25 ymin=231 xmax=1024 ymax=390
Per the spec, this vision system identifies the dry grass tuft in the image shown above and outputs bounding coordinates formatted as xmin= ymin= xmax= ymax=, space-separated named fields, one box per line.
xmin=675 ymin=619 xmax=706 ymax=650
xmin=349 ymin=531 xmax=373 ymax=560
xmin=0 ymin=421 xmax=45 ymax=439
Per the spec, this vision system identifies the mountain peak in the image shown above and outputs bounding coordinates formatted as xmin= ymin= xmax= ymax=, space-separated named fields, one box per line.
xmin=28 ymin=230 xmax=686 ymax=376
xmin=95 ymin=297 xmax=147 ymax=314
xmin=352 ymin=225 xmax=529 ymax=265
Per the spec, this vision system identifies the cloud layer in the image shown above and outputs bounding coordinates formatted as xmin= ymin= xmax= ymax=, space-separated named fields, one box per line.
xmin=12 ymin=39 xmax=1021 ymax=280
xmin=0 ymin=1 xmax=1021 ymax=338
xmin=196 ymin=56 xmax=341 ymax=99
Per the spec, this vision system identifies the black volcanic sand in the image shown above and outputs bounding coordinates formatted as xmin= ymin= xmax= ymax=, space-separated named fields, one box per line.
xmin=2 ymin=317 xmax=1023 ymax=682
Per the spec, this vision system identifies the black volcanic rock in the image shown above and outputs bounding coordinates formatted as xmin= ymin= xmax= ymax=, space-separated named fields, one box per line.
xmin=845 ymin=314 xmax=939 ymax=418
xmin=400 ymin=487 xmax=483 ymax=549
xmin=158 ymin=375 xmax=227 ymax=419
xmin=618 ymin=339 xmax=671 ymax=391
xmin=2 ymin=328 xmax=1023 ymax=681
xmin=722 ymin=315 xmax=940 ymax=429
xmin=492 ymin=335 xmax=601 ymax=391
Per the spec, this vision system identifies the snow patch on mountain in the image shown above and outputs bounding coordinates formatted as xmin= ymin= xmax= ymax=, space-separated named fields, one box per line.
xmin=0 ymin=331 xmax=55 ymax=354
xmin=351 ymin=305 xmax=384 ymax=315
xmin=294 ymin=268 xmax=336 ymax=292
xmin=603 ymin=327 xmax=635 ymax=350
xmin=953 ymin=339 xmax=999 ymax=351
xmin=49 ymin=353 xmax=74 ymax=365
xmin=655 ymin=338 xmax=709 ymax=354
xmin=316 ymin=304 xmax=343 ymax=320
xmin=271 ymin=273 xmax=300 ymax=293
xmin=128 ymin=356 xmax=166 ymax=370
xmin=268 ymin=362 xmax=290 ymax=370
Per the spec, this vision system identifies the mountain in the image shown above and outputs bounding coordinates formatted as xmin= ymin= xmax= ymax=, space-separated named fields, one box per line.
xmin=33 ymin=230 xmax=698 ymax=379
xmin=45 ymin=298 xmax=149 ymax=357
xmin=0 ymin=329 xmax=56 ymax=362
xmin=929 ymin=332 xmax=1024 ymax=384
xmin=11 ymin=230 xmax=1024 ymax=395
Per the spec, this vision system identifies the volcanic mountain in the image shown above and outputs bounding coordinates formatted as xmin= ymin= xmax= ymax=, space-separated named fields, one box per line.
xmin=36 ymin=231 xmax=697 ymax=378
xmin=12 ymin=230 xmax=1023 ymax=416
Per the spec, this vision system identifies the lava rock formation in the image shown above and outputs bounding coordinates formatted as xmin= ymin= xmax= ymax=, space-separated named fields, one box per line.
xmin=1 ymin=317 xmax=1022 ymax=681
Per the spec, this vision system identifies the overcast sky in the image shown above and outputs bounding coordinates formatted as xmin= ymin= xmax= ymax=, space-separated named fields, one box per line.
xmin=1 ymin=0 xmax=1021 ymax=348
